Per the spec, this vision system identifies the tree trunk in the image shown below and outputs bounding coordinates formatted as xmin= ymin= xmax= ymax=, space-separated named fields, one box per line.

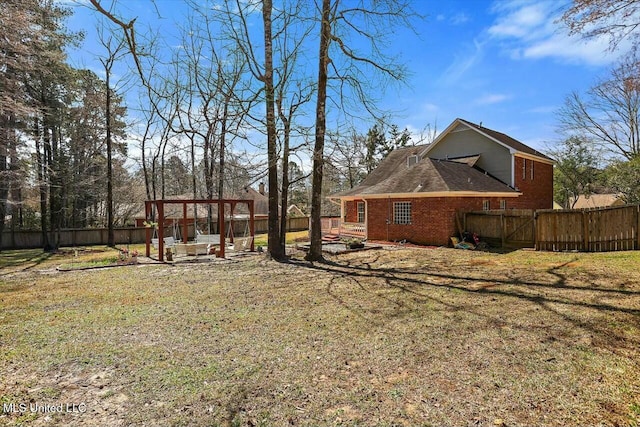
xmin=47 ymin=119 xmax=61 ymax=250
xmin=106 ymin=65 xmax=115 ymax=247
xmin=0 ymin=115 xmax=8 ymax=252
xmin=34 ymin=117 xmax=50 ymax=251
xmin=263 ymin=0 xmax=285 ymax=260
xmin=306 ymin=0 xmax=332 ymax=262
xmin=191 ymin=135 xmax=198 ymax=227
xmin=218 ymin=104 xmax=228 ymax=201
xmin=203 ymin=132 xmax=214 ymax=232
xmin=279 ymin=123 xmax=291 ymax=251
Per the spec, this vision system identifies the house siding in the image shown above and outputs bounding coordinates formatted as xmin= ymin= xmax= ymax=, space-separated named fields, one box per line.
xmin=511 ymin=156 xmax=554 ymax=210
xmin=365 ymin=196 xmax=509 ymax=246
xmin=426 ymin=124 xmax=513 ymax=185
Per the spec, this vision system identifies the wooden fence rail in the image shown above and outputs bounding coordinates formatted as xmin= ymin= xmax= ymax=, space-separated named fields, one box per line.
xmin=0 ymin=217 xmax=310 ymax=250
xmin=462 ymin=205 xmax=640 ymax=252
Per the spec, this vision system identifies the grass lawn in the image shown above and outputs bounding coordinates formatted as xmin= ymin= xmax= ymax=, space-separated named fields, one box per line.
xmin=253 ymin=230 xmax=309 ymax=248
xmin=1 ymin=246 xmax=639 ymax=426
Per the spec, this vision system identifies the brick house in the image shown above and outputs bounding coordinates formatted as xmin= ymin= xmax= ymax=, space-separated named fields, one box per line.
xmin=330 ymin=118 xmax=554 ymax=246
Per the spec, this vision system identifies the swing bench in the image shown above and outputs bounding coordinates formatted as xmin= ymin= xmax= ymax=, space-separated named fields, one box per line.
xmin=151 ymin=237 xmax=176 ymax=250
xmin=195 ymin=219 xmax=253 ymax=253
xmin=195 ymin=230 xmax=221 ymax=245
xmin=231 ymin=235 xmax=254 ymax=252
xmin=151 ymin=220 xmax=180 ymax=252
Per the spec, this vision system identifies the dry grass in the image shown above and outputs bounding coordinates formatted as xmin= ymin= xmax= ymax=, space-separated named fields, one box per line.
xmin=253 ymin=230 xmax=309 ymax=247
xmin=1 ymin=246 xmax=639 ymax=426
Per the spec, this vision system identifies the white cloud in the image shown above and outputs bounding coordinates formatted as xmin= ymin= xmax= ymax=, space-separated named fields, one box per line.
xmin=487 ymin=0 xmax=630 ymax=66
xmin=434 ymin=12 xmax=469 ymax=25
xmin=488 ymin=3 xmax=548 ymax=38
xmin=522 ymin=34 xmax=618 ymax=65
xmin=475 ymin=93 xmax=511 ymax=105
xmin=450 ymin=13 xmax=470 ymax=25
xmin=440 ymin=38 xmax=486 ymax=85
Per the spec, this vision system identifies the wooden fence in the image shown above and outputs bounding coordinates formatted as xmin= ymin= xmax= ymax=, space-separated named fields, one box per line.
xmin=462 ymin=209 xmax=535 ymax=249
xmin=0 ymin=217 xmax=309 ymax=250
xmin=0 ymin=228 xmax=149 ymax=250
xmin=462 ymin=205 xmax=640 ymax=252
xmin=536 ymin=205 xmax=639 ymax=252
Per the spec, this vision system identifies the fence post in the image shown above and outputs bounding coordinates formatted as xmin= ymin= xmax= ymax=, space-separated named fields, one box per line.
xmin=637 ymin=205 xmax=640 ymax=250
xmin=533 ymin=211 xmax=539 ymax=250
xmin=582 ymin=211 xmax=589 ymax=252
xmin=529 ymin=210 xmax=534 ymax=250
xmin=500 ymin=213 xmax=505 ymax=249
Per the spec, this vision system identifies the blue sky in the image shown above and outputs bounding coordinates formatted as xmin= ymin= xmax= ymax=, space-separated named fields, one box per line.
xmin=65 ymin=0 xmax=630 ymax=155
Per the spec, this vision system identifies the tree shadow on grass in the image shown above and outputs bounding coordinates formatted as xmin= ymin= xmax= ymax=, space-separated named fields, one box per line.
xmin=0 ymin=249 xmax=53 ymax=279
xmin=290 ymin=256 xmax=640 ymax=355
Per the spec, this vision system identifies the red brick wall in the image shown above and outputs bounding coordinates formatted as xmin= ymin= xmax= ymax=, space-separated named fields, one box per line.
xmin=511 ymin=157 xmax=554 ymax=210
xmin=344 ymin=200 xmax=363 ymax=223
xmin=365 ymin=196 xmax=509 ymax=246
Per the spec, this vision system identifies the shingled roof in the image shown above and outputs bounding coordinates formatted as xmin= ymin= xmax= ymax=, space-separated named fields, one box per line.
xmin=335 ymin=145 xmax=516 ymax=198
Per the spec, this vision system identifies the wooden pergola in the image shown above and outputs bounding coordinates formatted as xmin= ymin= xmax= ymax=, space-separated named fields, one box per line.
xmin=144 ymin=198 xmax=255 ymax=261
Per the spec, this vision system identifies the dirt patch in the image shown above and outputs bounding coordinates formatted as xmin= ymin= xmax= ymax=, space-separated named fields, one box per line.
xmin=1 ymin=366 xmax=129 ymax=426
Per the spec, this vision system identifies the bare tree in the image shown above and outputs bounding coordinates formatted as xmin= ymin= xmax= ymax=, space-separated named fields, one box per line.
xmin=221 ymin=0 xmax=313 ymax=260
xmin=559 ymin=51 xmax=640 ymax=160
xmin=274 ymin=3 xmax=314 ymax=253
xmin=261 ymin=0 xmax=283 ymax=259
xmin=306 ymin=0 xmax=416 ymax=261
xmin=306 ymin=0 xmax=334 ymax=262
xmin=326 ymin=128 xmax=368 ymax=190
xmin=561 ymin=0 xmax=640 ymax=50
xmin=89 ymin=0 xmax=181 ymax=207
xmin=173 ymin=8 xmax=253 ymax=231
xmin=98 ymin=31 xmax=127 ymax=247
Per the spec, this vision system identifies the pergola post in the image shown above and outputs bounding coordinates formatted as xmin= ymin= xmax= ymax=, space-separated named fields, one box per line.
xmin=144 ymin=201 xmax=151 ymax=257
xmin=158 ymin=201 xmax=165 ymax=262
xmin=182 ymin=203 xmax=188 ymax=243
xmin=249 ymin=200 xmax=255 ymax=251
xmin=218 ymin=200 xmax=225 ymax=258
xmin=230 ymin=202 xmax=236 ymax=243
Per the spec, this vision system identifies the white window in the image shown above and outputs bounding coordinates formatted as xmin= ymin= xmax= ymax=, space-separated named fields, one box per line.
xmin=483 ymin=200 xmax=490 ymax=211
xmin=530 ymin=160 xmax=534 ymax=180
xmin=500 ymin=200 xmax=506 ymax=210
xmin=357 ymin=201 xmax=365 ymax=223
xmin=393 ymin=202 xmax=412 ymax=224
xmin=522 ymin=158 xmax=526 ymax=180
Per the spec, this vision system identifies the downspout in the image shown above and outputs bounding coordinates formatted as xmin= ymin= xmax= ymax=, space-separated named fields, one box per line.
xmin=510 ymin=152 xmax=516 ymax=188
xmin=387 ymin=196 xmax=391 ymax=242
xmin=363 ymin=199 xmax=368 ymax=240
xmin=339 ymin=199 xmax=345 ymax=236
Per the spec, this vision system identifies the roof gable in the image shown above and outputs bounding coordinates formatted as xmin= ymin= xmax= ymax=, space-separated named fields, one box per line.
xmin=423 ymin=118 xmax=552 ymax=163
